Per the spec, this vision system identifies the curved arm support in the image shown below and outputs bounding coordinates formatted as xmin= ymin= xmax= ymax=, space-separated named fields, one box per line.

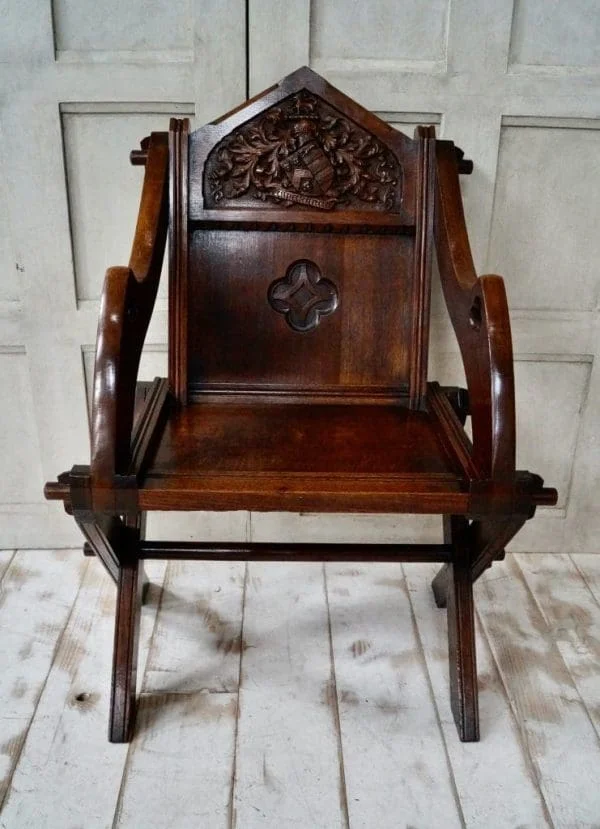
xmin=434 ymin=140 xmax=515 ymax=480
xmin=91 ymin=131 xmax=169 ymax=490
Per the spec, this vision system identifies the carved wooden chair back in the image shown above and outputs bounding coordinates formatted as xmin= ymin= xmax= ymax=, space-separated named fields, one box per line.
xmin=168 ymin=68 xmax=435 ymax=408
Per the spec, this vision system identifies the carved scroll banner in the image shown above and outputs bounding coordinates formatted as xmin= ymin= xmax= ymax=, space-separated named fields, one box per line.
xmin=205 ymin=91 xmax=401 ymax=212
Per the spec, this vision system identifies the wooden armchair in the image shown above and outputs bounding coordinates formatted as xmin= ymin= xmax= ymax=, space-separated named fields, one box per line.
xmin=45 ymin=68 xmax=557 ymax=743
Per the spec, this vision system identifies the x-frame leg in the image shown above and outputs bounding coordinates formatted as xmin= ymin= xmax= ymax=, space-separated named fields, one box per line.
xmin=434 ymin=516 xmax=479 ymax=741
xmin=73 ymin=503 xmax=146 ymax=743
xmin=109 ymin=548 xmax=143 ymax=742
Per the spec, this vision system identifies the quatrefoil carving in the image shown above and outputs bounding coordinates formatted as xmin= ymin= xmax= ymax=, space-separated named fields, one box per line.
xmin=268 ymin=260 xmax=339 ymax=332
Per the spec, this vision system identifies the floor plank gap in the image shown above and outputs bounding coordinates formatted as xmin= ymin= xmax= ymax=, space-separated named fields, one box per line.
xmin=569 ymin=553 xmax=600 ymax=611
xmin=111 ymin=561 xmax=168 ymax=829
xmin=401 ymin=562 xmax=467 ymax=829
xmin=228 ymin=560 xmax=248 ymax=829
xmin=0 ymin=551 xmax=89 ymax=812
xmin=515 ymin=553 xmax=600 ymax=749
xmin=473 ymin=604 xmax=556 ymax=829
xmin=323 ymin=564 xmax=351 ymax=829
xmin=476 ymin=554 xmax=600 ymax=827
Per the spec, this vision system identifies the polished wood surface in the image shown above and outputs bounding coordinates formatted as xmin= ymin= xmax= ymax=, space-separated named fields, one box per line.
xmin=435 ymin=138 xmax=515 ymax=481
xmin=187 ymin=230 xmax=415 ymax=395
xmin=43 ymin=67 xmax=557 ymax=744
xmin=90 ymin=132 xmax=169 ymax=492
xmin=149 ymin=400 xmax=460 ymax=476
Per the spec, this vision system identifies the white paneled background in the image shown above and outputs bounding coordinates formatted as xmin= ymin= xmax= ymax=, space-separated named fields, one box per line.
xmin=0 ymin=0 xmax=599 ymax=551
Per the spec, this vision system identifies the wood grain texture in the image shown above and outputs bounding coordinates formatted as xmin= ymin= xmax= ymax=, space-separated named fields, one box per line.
xmin=409 ymin=125 xmax=435 ymax=407
xmin=114 ymin=691 xmax=239 ymax=828
xmin=168 ymin=117 xmax=189 ymax=404
xmin=90 ymin=131 xmax=169 ymax=490
xmin=109 ymin=554 xmax=143 ymax=742
xmin=0 ymin=550 xmax=16 ymax=585
xmin=518 ymin=553 xmax=600 ymax=743
xmin=404 ymin=562 xmax=552 ymax=828
xmin=3 ymin=553 xmax=600 ymax=825
xmin=572 ymin=554 xmax=600 ymax=609
xmin=0 ymin=559 xmax=165 ymax=828
xmin=325 ymin=562 xmax=463 ymax=828
xmin=231 ymin=563 xmax=346 ymax=828
xmin=187 ymin=229 xmax=415 ymax=395
xmin=0 ymin=551 xmax=87 ymax=809
xmin=148 ymin=401 xmax=462 ymax=476
xmin=115 ymin=560 xmax=243 ymax=828
xmin=477 ymin=555 xmax=600 ymax=827
xmin=142 ymin=561 xmax=246 ymax=694
xmin=445 ymin=517 xmax=479 ymax=741
xmin=434 ymin=138 xmax=515 ymax=481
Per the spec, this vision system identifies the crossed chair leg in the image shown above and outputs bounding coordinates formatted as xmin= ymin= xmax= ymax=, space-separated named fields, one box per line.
xmin=431 ymin=512 xmax=531 ymax=741
xmin=78 ymin=506 xmax=522 ymax=744
xmin=110 ymin=552 xmax=144 ymax=742
xmin=432 ymin=517 xmax=480 ymax=742
xmin=76 ymin=510 xmax=147 ymax=742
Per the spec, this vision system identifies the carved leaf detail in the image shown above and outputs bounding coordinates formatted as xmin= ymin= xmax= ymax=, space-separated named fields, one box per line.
xmin=205 ymin=91 xmax=401 ymax=212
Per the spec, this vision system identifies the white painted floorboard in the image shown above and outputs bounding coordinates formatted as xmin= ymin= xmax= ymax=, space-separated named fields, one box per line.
xmin=1 ymin=552 xmax=600 ymax=828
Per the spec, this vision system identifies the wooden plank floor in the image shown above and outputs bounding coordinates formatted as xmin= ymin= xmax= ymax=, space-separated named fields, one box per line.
xmin=2 ymin=551 xmax=600 ymax=828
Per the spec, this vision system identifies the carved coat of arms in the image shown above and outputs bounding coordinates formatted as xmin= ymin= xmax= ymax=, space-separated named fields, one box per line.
xmin=205 ymin=91 xmax=401 ymax=212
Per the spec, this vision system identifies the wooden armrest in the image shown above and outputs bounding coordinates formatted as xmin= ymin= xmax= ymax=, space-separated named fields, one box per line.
xmin=434 ymin=140 xmax=515 ymax=481
xmin=90 ymin=131 xmax=169 ymax=490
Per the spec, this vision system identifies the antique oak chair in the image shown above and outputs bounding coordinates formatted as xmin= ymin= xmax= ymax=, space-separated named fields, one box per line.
xmin=45 ymin=68 xmax=557 ymax=743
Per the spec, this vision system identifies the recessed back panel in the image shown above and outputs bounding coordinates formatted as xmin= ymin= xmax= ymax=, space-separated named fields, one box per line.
xmin=187 ymin=229 xmax=415 ymax=395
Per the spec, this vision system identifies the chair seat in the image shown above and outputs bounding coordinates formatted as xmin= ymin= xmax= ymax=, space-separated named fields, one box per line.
xmin=138 ymin=397 xmax=471 ymax=513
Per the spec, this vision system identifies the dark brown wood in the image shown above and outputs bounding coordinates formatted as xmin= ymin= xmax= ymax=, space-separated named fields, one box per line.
xmin=43 ymin=66 xmax=558 ymax=743
xmin=90 ymin=131 xmax=169 ymax=500
xmin=139 ymin=541 xmax=452 ymax=562
xmin=124 ymin=511 xmax=150 ymax=605
xmin=434 ymin=138 xmax=516 ymax=481
xmin=186 ymin=229 xmax=415 ymax=397
xmin=74 ymin=514 xmax=121 ymax=585
xmin=188 ymin=67 xmax=419 ymax=227
xmin=445 ymin=516 xmax=479 ymax=742
xmin=168 ymin=117 xmax=189 ymax=404
xmin=409 ymin=125 xmax=436 ymax=408
xmin=431 ymin=562 xmax=450 ymax=608
xmin=109 ymin=552 xmax=143 ymax=743
xmin=204 ymin=88 xmax=401 ymax=213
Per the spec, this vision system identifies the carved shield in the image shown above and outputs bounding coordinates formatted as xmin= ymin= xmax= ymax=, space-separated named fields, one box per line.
xmin=284 ymin=140 xmax=335 ymax=196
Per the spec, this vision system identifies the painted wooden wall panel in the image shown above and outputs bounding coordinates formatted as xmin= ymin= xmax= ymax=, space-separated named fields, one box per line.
xmin=488 ymin=124 xmax=600 ymax=312
xmin=248 ymin=1 xmax=600 ymax=553
xmin=0 ymin=354 xmax=44 ymax=504
xmin=311 ymin=0 xmax=450 ymax=64
xmin=62 ymin=107 xmax=194 ymax=303
xmin=0 ymin=138 xmax=19 ymax=303
xmin=0 ymin=0 xmax=245 ymax=547
xmin=509 ymin=0 xmax=600 ymax=69
xmin=0 ymin=0 xmax=54 ymax=62
xmin=514 ymin=360 xmax=590 ymax=511
xmin=52 ymin=0 xmax=194 ymax=56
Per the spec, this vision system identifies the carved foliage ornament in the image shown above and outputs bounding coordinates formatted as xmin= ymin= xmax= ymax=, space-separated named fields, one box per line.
xmin=268 ymin=260 xmax=338 ymax=332
xmin=205 ymin=91 xmax=401 ymax=212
